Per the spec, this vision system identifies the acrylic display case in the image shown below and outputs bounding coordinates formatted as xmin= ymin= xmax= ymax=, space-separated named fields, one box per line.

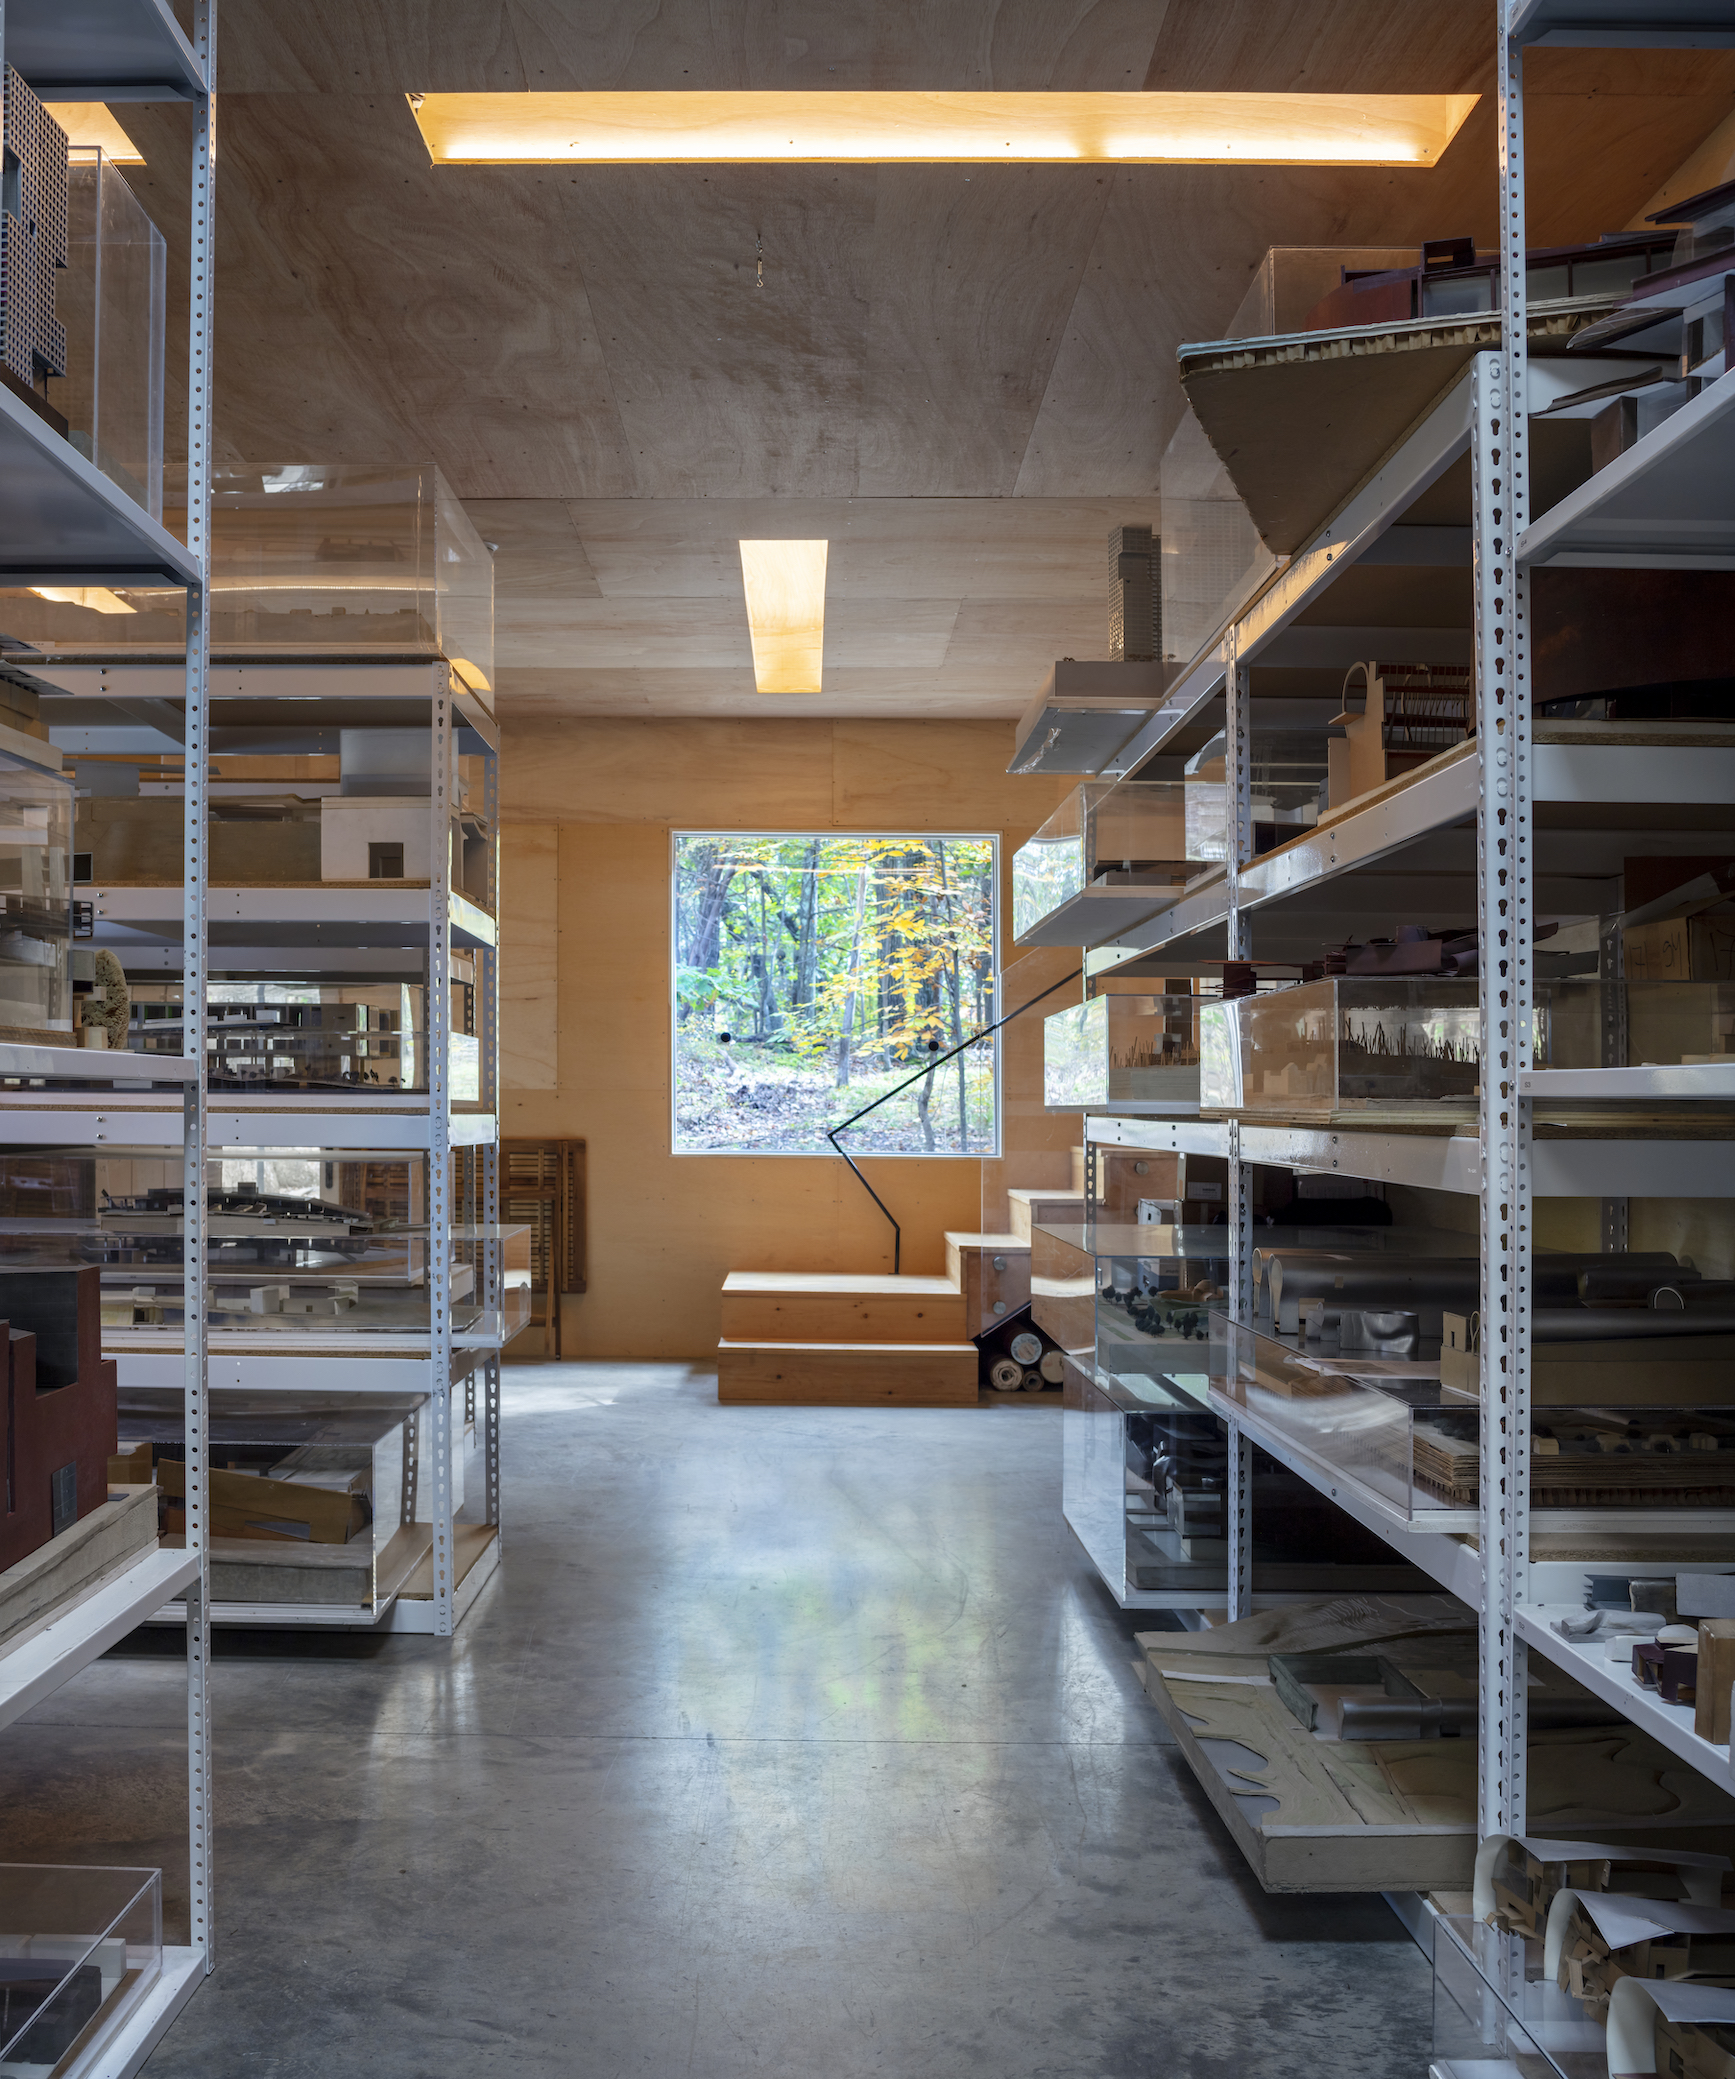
xmin=1010 ymin=768 xmax=1326 ymax=950
xmin=72 ymin=730 xmax=493 ymax=899
xmin=1215 ymin=1314 xmax=1735 ymax=1525
xmin=122 ymin=982 xmax=481 ymax=1101
xmin=1202 ymin=977 xmax=1735 ymax=1116
xmin=1010 ymin=781 xmax=1200 ymax=948
xmin=0 ymin=1864 xmax=162 ymax=2077
xmin=1043 ymin=992 xmax=1201 ymax=1113
xmin=57 ymin=148 xmax=166 ymax=522
xmin=116 ymin=1388 xmax=463 ymax=1615
xmin=1430 ymin=1913 xmax=1601 ymax=2079
xmin=0 ymin=741 xmax=73 ymax=1042
xmin=1177 ymin=751 xmax=1324 ymax=862
xmin=2 ymin=464 xmax=494 ymax=692
xmin=1050 ymin=1221 xmax=1431 ymax=1605
xmin=0 ymin=1150 xmax=528 ymax=1350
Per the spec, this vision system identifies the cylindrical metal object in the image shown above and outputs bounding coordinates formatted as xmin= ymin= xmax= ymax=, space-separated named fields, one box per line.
xmin=1009 ymin=1330 xmax=1042 ymax=1365
xmin=1040 ymin=1349 xmax=1066 ymax=1384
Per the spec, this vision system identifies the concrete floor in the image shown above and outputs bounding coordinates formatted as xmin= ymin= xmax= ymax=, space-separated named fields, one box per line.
xmin=1 ymin=1363 xmax=1431 ymax=2077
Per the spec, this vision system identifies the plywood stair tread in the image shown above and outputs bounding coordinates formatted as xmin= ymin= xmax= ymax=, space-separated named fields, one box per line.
xmin=719 ymin=1338 xmax=977 ymax=1353
xmin=723 ymin=1271 xmax=961 ymax=1296
xmin=943 ymin=1231 xmax=1028 ymax=1251
xmin=717 ymin=1336 xmax=979 ymax=1407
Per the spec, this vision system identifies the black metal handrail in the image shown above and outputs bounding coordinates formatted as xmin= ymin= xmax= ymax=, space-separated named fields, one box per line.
xmin=826 ymin=964 xmax=1084 ymax=1273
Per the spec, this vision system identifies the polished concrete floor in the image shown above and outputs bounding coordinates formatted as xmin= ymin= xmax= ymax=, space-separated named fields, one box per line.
xmin=2 ymin=1364 xmax=1431 ymax=2076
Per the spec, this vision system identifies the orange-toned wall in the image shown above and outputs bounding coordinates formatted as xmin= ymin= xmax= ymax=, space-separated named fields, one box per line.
xmin=499 ymin=718 xmax=1071 ymax=1359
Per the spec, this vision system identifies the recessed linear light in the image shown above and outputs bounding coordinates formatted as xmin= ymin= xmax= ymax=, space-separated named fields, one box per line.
xmin=407 ymin=90 xmax=1479 ymax=168
xmin=48 ymin=106 xmax=144 ymax=165
xmin=29 ymin=586 xmax=136 ymax=615
xmin=739 ymin=541 xmax=826 ymax=696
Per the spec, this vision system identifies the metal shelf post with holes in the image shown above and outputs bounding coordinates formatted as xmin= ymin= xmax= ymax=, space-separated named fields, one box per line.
xmin=16 ymin=463 xmax=522 ymax=1641
xmin=0 ymin=0 xmax=219 ymax=2068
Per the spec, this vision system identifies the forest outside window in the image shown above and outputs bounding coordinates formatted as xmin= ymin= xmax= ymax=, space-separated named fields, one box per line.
xmin=672 ymin=833 xmax=999 ymax=1155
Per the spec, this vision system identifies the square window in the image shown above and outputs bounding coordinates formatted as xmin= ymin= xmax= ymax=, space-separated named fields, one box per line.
xmin=672 ymin=832 xmax=999 ymax=1155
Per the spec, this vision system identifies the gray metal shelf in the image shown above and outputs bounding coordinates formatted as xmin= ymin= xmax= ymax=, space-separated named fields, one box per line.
xmin=1511 ymin=0 xmax=1735 ymax=45
xmin=1518 ymin=367 xmax=1735 ymax=568
xmin=5 ymin=0 xmax=206 ymax=97
xmin=0 ymin=381 xmax=199 ymax=588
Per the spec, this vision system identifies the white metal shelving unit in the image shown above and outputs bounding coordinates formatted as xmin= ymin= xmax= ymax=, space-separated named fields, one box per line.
xmin=45 ymin=655 xmax=509 ymax=1638
xmin=0 ymin=0 xmax=218 ymax=2062
xmin=1050 ymin=0 xmax=1735 ymax=1881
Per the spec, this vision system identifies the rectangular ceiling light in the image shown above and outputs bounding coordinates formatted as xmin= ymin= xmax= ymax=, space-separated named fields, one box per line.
xmin=408 ymin=91 xmax=1478 ymax=168
xmin=739 ymin=540 xmax=827 ymax=695
xmin=47 ymin=105 xmax=144 ymax=164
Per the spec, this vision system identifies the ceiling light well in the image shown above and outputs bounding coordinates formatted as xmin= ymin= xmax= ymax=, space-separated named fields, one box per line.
xmin=47 ymin=106 xmax=144 ymax=164
xmin=408 ymin=91 xmax=1478 ymax=168
xmin=740 ymin=540 xmax=827 ymax=695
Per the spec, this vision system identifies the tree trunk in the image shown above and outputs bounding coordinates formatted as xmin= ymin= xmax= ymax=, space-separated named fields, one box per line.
xmin=935 ymin=840 xmax=969 ymax=1152
xmin=835 ymin=861 xmax=870 ymax=1087
xmin=915 ymin=1056 xmax=937 ymax=1153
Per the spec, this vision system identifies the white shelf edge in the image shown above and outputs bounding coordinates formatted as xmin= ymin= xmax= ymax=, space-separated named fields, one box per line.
xmin=1083 ymin=1114 xmax=1228 ymax=1156
xmin=1517 ymin=1605 xmax=1734 ymax=1795
xmin=1521 ymin=1062 xmax=1735 ymax=1099
xmin=0 ymin=1548 xmax=198 ymax=1730
xmin=0 ymin=1041 xmax=197 ymax=1085
xmin=1202 ymin=1383 xmax=1484 ymax=1602
xmin=1234 ymin=1122 xmax=1483 ymax=1193
xmin=78 ymin=1945 xmax=203 ymax=2079
xmin=0 ymin=1109 xmax=499 ymax=1150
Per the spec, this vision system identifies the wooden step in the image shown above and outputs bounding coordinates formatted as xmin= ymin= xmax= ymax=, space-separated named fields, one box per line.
xmin=717 ymin=1340 xmax=979 ymax=1407
xmin=943 ymin=1232 xmax=1031 ymax=1334
xmin=1005 ymin=1187 xmax=1092 ymax=1242
xmin=721 ymin=1271 xmax=964 ymax=1344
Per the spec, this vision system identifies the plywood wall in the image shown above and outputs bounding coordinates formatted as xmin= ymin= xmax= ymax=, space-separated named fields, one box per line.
xmin=499 ymin=718 xmax=1072 ymax=1358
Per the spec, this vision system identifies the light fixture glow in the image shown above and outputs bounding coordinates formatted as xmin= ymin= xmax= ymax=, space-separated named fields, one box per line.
xmin=29 ymin=586 xmax=136 ymax=615
xmin=408 ymin=91 xmax=1478 ymax=167
xmin=739 ymin=541 xmax=826 ymax=695
xmin=47 ymin=106 xmax=144 ymax=165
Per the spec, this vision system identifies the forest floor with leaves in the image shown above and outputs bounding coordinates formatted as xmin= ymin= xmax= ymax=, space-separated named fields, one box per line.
xmin=673 ymin=1033 xmax=994 ymax=1154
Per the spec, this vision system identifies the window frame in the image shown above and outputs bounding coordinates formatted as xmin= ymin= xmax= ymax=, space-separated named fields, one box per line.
xmin=667 ymin=826 xmax=1002 ymax=1159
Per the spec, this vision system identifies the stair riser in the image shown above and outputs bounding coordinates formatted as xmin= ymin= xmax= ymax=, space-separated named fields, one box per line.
xmin=721 ymin=1295 xmax=966 ymax=1343
xmin=717 ymin=1346 xmax=978 ymax=1407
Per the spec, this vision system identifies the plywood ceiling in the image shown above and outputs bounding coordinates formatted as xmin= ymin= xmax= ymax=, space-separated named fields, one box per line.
xmin=115 ymin=3 xmax=1735 ymax=719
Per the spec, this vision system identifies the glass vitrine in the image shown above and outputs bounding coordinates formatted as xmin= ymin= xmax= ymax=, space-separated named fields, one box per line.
xmin=1203 ymin=976 xmax=1735 ymax=1115
xmin=1 ymin=464 xmax=494 ymax=694
xmin=58 ymin=148 xmax=167 ymax=521
xmin=0 ymin=1865 xmax=162 ymax=2074
xmin=1011 ymin=782 xmax=1200 ymax=948
xmin=0 ymin=743 xmax=73 ymax=1043
xmin=1048 ymin=1219 xmax=1433 ymax=1605
xmin=1044 ymin=992 xmax=1202 ymax=1112
xmin=0 ymin=1147 xmax=527 ymax=1349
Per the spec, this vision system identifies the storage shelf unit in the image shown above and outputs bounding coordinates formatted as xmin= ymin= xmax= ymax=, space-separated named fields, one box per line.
xmin=0 ymin=0 xmax=218 ymax=2063
xmin=1043 ymin=0 xmax=1735 ymax=1897
xmin=42 ymin=647 xmax=510 ymax=1637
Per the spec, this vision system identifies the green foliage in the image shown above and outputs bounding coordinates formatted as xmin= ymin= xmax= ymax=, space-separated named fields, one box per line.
xmin=673 ymin=833 xmax=997 ymax=1154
